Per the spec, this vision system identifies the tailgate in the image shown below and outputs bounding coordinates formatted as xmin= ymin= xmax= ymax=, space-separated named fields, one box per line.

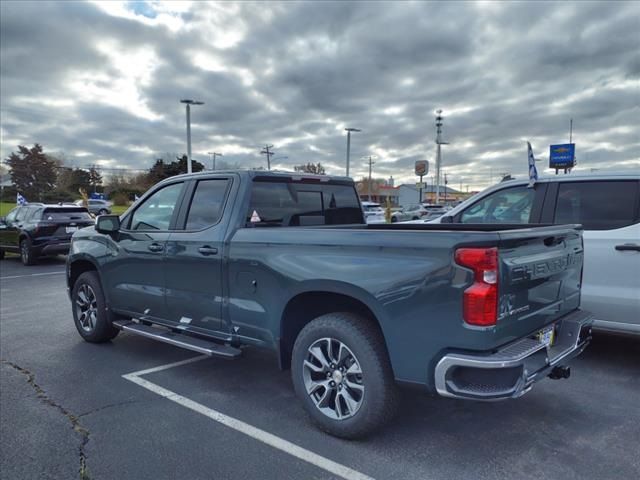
xmin=496 ymin=224 xmax=584 ymax=339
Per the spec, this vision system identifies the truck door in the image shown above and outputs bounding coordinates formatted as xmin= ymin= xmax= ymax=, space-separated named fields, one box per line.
xmin=164 ymin=177 xmax=233 ymax=334
xmin=102 ymin=181 xmax=186 ymax=320
xmin=549 ymin=179 xmax=640 ymax=333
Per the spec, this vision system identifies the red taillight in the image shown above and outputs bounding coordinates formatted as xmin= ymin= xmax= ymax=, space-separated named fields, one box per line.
xmin=455 ymin=247 xmax=499 ymax=326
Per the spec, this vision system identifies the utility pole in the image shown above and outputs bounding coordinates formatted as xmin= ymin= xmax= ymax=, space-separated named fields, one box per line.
xmin=367 ymin=156 xmax=375 ymax=201
xmin=361 ymin=155 xmax=378 ymax=202
xmin=180 ymin=99 xmax=204 ymax=174
xmin=434 ymin=110 xmax=449 ymax=204
xmin=344 ymin=128 xmax=361 ymax=177
xmin=260 ymin=144 xmax=274 ymax=170
xmin=208 ymin=152 xmax=222 ymax=170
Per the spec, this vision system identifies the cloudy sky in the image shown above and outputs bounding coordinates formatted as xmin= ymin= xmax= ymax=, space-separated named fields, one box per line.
xmin=1 ymin=0 xmax=638 ymax=190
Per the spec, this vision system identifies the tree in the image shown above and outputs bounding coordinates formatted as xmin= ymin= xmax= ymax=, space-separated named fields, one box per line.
xmin=88 ymin=167 xmax=103 ymax=192
xmin=5 ymin=144 xmax=57 ymax=200
xmin=294 ymin=162 xmax=326 ymax=175
xmin=57 ymin=168 xmax=91 ymax=195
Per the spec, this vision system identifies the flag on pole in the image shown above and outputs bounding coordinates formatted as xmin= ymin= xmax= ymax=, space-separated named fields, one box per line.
xmin=527 ymin=142 xmax=538 ymax=188
xmin=16 ymin=193 xmax=27 ymax=205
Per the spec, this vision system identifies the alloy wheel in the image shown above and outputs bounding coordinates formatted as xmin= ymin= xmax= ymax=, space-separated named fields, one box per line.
xmin=75 ymin=284 xmax=98 ymax=332
xmin=302 ymin=337 xmax=365 ymax=420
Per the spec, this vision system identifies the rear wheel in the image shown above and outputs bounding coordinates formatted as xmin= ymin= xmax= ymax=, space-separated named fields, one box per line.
xmin=72 ymin=271 xmax=119 ymax=343
xmin=98 ymin=209 xmax=108 ymax=215
xmin=291 ymin=312 xmax=399 ymax=439
xmin=20 ymin=238 xmax=36 ymax=266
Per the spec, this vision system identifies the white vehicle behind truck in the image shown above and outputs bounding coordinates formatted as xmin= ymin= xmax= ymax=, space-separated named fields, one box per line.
xmin=430 ymin=171 xmax=640 ymax=335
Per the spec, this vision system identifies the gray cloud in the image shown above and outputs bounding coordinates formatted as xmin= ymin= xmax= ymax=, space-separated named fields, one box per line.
xmin=1 ymin=0 xmax=638 ymax=190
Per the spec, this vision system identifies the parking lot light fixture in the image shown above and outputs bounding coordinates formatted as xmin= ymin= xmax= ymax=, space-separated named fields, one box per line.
xmin=180 ymin=99 xmax=205 ymax=174
xmin=345 ymin=128 xmax=361 ymax=177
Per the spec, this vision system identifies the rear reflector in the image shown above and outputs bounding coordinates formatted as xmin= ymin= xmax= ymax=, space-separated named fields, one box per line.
xmin=455 ymin=247 xmax=499 ymax=326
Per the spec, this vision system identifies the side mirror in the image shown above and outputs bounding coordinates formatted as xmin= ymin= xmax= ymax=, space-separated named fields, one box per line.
xmin=96 ymin=215 xmax=120 ymax=234
xmin=440 ymin=215 xmax=454 ymax=224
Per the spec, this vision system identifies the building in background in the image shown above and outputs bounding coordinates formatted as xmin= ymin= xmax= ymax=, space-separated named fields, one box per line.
xmin=356 ymin=179 xmax=471 ymax=207
xmin=398 ymin=184 xmax=467 ymax=206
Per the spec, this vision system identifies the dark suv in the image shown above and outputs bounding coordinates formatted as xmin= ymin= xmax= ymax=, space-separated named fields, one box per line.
xmin=0 ymin=204 xmax=94 ymax=265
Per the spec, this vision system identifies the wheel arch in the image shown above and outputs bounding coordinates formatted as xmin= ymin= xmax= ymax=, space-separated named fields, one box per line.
xmin=279 ymin=289 xmax=387 ymax=371
xmin=68 ymin=257 xmax=100 ymax=293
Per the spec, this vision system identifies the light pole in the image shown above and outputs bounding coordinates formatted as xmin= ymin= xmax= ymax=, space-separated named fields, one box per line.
xmin=345 ymin=128 xmax=361 ymax=177
xmin=435 ymin=110 xmax=449 ymax=204
xmin=180 ymin=99 xmax=204 ymax=174
xmin=208 ymin=152 xmax=222 ymax=170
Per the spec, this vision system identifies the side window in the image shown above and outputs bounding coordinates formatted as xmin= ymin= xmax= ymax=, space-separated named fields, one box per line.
xmin=247 ymin=181 xmax=362 ymax=226
xmin=14 ymin=207 xmax=28 ymax=222
xmin=184 ymin=179 xmax=230 ymax=230
xmin=460 ymin=186 xmax=535 ymax=224
xmin=554 ymin=181 xmax=639 ymax=230
xmin=128 ymin=182 xmax=184 ymax=231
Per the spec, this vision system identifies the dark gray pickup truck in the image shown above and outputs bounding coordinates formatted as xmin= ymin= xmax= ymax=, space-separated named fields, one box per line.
xmin=67 ymin=170 xmax=592 ymax=438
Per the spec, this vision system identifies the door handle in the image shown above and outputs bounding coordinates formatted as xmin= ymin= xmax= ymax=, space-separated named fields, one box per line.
xmin=615 ymin=244 xmax=640 ymax=252
xmin=147 ymin=243 xmax=164 ymax=253
xmin=198 ymin=246 xmax=218 ymax=256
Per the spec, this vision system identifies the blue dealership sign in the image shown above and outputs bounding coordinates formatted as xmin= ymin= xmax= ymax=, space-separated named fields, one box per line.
xmin=549 ymin=144 xmax=575 ymax=169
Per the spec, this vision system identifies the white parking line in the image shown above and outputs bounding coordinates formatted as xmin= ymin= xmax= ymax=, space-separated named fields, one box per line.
xmin=123 ymin=356 xmax=375 ymax=480
xmin=0 ymin=271 xmax=65 ymax=280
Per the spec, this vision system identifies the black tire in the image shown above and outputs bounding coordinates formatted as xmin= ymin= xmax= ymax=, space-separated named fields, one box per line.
xmin=412 ymin=216 xmax=419 ymax=220
xmin=0 ymin=249 xmax=5 ymax=260
xmin=291 ymin=312 xmax=399 ymax=439
xmin=71 ymin=271 xmax=119 ymax=343
xmin=20 ymin=238 xmax=36 ymax=266
xmin=391 ymin=216 xmax=398 ymax=223
xmin=98 ymin=209 xmax=108 ymax=215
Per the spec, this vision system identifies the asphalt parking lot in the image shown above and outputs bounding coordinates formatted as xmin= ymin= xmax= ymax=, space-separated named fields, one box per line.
xmin=1 ymin=256 xmax=639 ymax=480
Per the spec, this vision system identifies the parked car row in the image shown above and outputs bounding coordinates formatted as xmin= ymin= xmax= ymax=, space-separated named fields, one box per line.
xmin=0 ymin=204 xmax=95 ymax=265
xmin=390 ymin=204 xmax=451 ymax=222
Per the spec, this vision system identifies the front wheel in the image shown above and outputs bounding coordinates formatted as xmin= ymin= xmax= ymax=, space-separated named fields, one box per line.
xmin=291 ymin=312 xmax=399 ymax=439
xmin=98 ymin=209 xmax=108 ymax=215
xmin=72 ymin=271 xmax=119 ymax=343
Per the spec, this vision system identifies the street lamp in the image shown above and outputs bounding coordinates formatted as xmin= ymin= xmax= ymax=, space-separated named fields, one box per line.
xmin=208 ymin=152 xmax=222 ymax=170
xmin=180 ymin=99 xmax=204 ymax=174
xmin=345 ymin=128 xmax=361 ymax=177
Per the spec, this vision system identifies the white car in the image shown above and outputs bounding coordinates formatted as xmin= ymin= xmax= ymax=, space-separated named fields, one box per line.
xmin=361 ymin=201 xmax=386 ymax=224
xmin=432 ymin=171 xmax=640 ymax=335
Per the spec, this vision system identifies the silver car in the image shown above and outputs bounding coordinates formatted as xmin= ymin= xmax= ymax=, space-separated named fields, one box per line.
xmin=75 ymin=199 xmax=112 ymax=215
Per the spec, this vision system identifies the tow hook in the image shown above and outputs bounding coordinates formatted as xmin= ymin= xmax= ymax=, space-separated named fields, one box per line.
xmin=549 ymin=365 xmax=571 ymax=380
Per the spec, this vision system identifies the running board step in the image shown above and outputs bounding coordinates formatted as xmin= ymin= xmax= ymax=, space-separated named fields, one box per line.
xmin=113 ymin=320 xmax=241 ymax=358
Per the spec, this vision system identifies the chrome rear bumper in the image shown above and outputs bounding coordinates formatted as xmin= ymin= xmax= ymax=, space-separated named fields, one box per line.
xmin=434 ymin=310 xmax=593 ymax=400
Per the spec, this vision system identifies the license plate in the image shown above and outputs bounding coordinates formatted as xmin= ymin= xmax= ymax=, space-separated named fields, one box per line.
xmin=537 ymin=325 xmax=555 ymax=347
xmin=66 ymin=226 xmax=78 ymax=233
